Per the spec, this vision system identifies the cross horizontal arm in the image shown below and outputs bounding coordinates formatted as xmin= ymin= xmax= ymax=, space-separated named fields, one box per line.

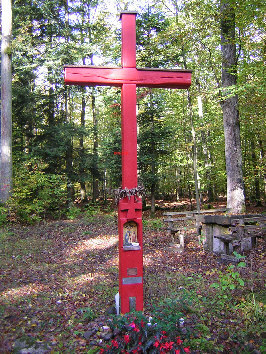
xmin=64 ymin=66 xmax=192 ymax=89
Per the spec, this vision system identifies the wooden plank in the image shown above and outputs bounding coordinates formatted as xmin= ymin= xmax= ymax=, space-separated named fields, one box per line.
xmin=163 ymin=212 xmax=192 ymax=215
xmin=163 ymin=209 xmax=227 ymax=217
xmin=170 ymin=226 xmax=195 ymax=232
xmin=163 ymin=217 xmax=195 ymax=222
xmin=64 ymin=66 xmax=192 ymax=88
xmin=197 ymin=208 xmax=228 ymax=214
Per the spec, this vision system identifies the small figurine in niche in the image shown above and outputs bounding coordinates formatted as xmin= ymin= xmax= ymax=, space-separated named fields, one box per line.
xmin=124 ymin=230 xmax=131 ymax=245
xmin=123 ymin=221 xmax=139 ymax=247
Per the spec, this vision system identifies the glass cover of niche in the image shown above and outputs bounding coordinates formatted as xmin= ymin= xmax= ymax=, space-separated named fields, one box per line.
xmin=123 ymin=221 xmax=139 ymax=248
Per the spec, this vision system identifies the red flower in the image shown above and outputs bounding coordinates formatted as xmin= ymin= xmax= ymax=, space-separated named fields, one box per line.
xmin=161 ymin=341 xmax=174 ymax=350
xmin=184 ymin=347 xmax=190 ymax=353
xmin=154 ymin=340 xmax=160 ymax=348
xmin=141 ymin=319 xmax=145 ymax=327
xmin=129 ymin=322 xmax=136 ymax=329
xmin=129 ymin=322 xmax=140 ymax=332
xmin=111 ymin=340 xmax=119 ymax=348
xmin=176 ymin=337 xmax=183 ymax=345
xmin=124 ymin=335 xmax=130 ymax=344
xmin=175 ymin=350 xmax=180 ymax=354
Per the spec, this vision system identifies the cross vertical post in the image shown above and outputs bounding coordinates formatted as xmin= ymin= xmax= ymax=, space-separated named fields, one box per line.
xmin=64 ymin=11 xmax=192 ymax=314
xmin=119 ymin=12 xmax=143 ymax=314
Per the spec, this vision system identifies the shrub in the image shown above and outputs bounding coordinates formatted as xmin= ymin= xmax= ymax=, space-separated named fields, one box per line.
xmin=66 ymin=206 xmax=83 ymax=220
xmin=101 ymin=312 xmax=190 ymax=353
xmin=8 ymin=161 xmax=67 ymax=223
xmin=0 ymin=206 xmax=8 ymax=226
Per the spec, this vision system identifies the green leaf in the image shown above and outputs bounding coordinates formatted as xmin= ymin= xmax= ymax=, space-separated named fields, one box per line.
xmin=210 ymin=283 xmax=219 ymax=288
xmin=87 ymin=349 xmax=101 ymax=354
xmin=231 ymin=272 xmax=239 ymax=279
xmin=233 ymin=251 xmax=245 ymax=259
xmin=238 ymin=278 xmax=245 ymax=286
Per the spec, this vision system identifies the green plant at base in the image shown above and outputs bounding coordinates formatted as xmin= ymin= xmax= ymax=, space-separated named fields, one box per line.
xmin=152 ymin=298 xmax=188 ymax=338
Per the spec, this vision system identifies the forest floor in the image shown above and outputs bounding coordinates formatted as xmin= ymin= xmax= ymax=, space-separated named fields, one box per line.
xmin=0 ymin=201 xmax=265 ymax=353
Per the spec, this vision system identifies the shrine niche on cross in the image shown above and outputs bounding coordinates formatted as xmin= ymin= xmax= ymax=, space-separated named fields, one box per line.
xmin=64 ymin=11 xmax=192 ymax=314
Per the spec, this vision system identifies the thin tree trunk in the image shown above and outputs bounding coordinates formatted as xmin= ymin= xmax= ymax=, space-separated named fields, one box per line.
xmin=220 ymin=0 xmax=245 ymax=213
xmin=183 ymin=50 xmax=201 ymax=211
xmin=150 ymin=96 xmax=156 ymax=216
xmin=66 ymin=135 xmax=74 ymax=206
xmin=251 ymin=138 xmax=261 ymax=206
xmin=150 ymin=163 xmax=156 ymax=216
xmin=79 ymin=86 xmax=88 ymax=202
xmin=258 ymin=139 xmax=265 ymax=200
xmin=0 ymin=0 xmax=12 ymax=203
xmin=91 ymin=87 xmax=99 ymax=202
xmin=187 ymin=89 xmax=201 ymax=212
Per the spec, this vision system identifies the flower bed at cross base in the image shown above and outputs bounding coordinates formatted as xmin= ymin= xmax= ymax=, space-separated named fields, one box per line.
xmin=99 ymin=312 xmax=190 ymax=353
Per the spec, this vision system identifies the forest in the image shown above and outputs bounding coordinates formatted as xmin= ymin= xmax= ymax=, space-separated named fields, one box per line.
xmin=0 ymin=0 xmax=264 ymax=222
xmin=0 ymin=1 xmax=265 ymax=353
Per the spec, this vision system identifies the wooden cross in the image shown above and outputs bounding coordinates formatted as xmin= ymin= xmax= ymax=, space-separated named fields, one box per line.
xmin=64 ymin=11 xmax=192 ymax=314
xmin=119 ymin=197 xmax=142 ymax=220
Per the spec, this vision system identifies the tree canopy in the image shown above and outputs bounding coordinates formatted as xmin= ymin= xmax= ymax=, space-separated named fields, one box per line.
xmin=0 ymin=0 xmax=265 ymax=221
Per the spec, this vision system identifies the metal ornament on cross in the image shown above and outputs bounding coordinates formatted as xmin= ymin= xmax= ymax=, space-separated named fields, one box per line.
xmin=64 ymin=11 xmax=192 ymax=314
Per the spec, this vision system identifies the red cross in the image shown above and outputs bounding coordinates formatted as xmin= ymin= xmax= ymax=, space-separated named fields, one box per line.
xmin=64 ymin=12 xmax=191 ymax=190
xmin=64 ymin=12 xmax=192 ymax=314
xmin=119 ymin=197 xmax=142 ymax=219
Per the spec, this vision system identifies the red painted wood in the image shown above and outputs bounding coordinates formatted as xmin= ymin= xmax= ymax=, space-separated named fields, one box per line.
xmin=121 ymin=12 xmax=137 ymax=68
xmin=64 ymin=66 xmax=191 ymax=89
xmin=118 ymin=196 xmax=143 ymax=313
xmin=64 ymin=12 xmax=192 ymax=314
xmin=121 ymin=84 xmax=137 ymax=189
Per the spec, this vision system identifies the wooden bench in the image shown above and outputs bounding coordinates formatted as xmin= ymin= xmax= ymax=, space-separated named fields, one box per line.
xmin=163 ymin=209 xmax=227 ymax=250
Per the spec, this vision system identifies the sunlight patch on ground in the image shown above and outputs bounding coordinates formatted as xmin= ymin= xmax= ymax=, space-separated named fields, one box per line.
xmin=67 ymin=272 xmax=95 ymax=286
xmin=1 ymin=283 xmax=49 ymax=301
xmin=64 ymin=235 xmax=118 ymax=262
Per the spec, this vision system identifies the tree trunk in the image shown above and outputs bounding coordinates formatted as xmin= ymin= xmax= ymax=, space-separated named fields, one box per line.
xmin=183 ymin=52 xmax=201 ymax=211
xmin=64 ymin=87 xmax=74 ymax=206
xmin=258 ymin=138 xmax=265 ymax=200
xmin=66 ymin=138 xmax=74 ymax=206
xmin=150 ymin=100 xmax=156 ymax=217
xmin=187 ymin=89 xmax=201 ymax=212
xmin=220 ymin=0 xmax=245 ymax=213
xmin=251 ymin=138 xmax=261 ymax=206
xmin=79 ymin=87 xmax=88 ymax=202
xmin=91 ymin=87 xmax=99 ymax=202
xmin=0 ymin=0 xmax=12 ymax=203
